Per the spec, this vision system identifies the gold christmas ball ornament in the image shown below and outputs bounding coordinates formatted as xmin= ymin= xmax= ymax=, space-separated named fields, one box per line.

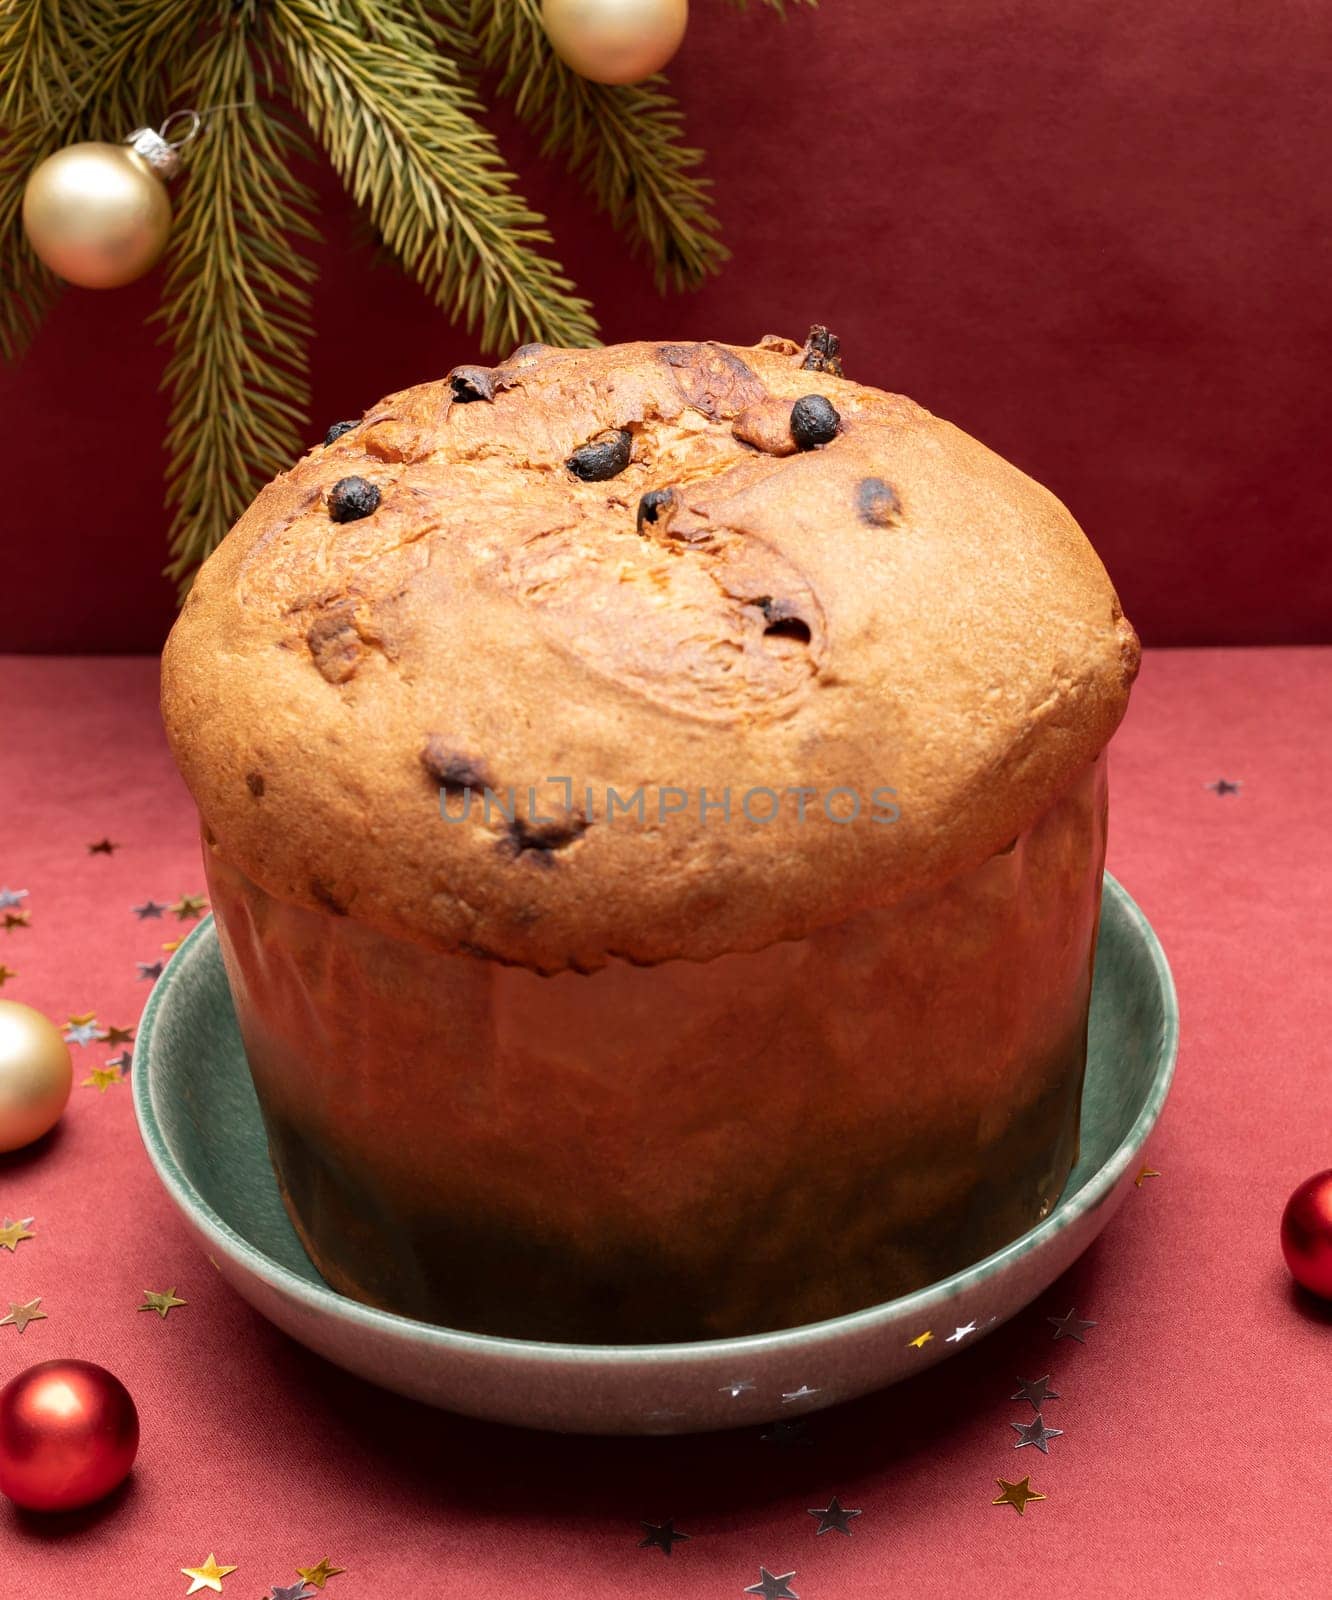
xmin=21 ymin=115 xmax=198 ymax=290
xmin=0 ymin=1001 xmax=72 ymax=1154
xmin=540 ymin=0 xmax=688 ymax=85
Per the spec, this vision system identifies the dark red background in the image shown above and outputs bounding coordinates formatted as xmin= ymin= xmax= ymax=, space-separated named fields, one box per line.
xmin=3 ymin=0 xmax=1330 ymax=652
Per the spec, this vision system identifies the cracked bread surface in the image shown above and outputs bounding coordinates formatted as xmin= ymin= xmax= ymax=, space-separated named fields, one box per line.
xmin=161 ymin=332 xmax=1139 ymax=972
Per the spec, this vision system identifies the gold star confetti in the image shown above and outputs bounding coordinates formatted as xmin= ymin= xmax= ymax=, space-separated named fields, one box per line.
xmin=181 ymin=1556 xmax=237 ymax=1594
xmin=82 ymin=1066 xmax=123 ymax=1093
xmin=993 ymin=1475 xmax=1046 ymax=1515
xmin=0 ymin=1298 xmax=47 ymax=1333
xmin=296 ymin=1559 xmax=347 ymax=1589
xmin=1135 ymin=1165 xmax=1161 ymax=1187
xmin=163 ymin=939 xmax=183 ymax=953
xmin=0 ymin=1217 xmax=36 ymax=1252
xmin=908 ymin=1330 xmax=933 ymax=1349
xmin=0 ymin=964 xmax=16 ymax=986
xmin=102 ymin=1024 xmax=135 ymax=1045
xmin=170 ymin=894 xmax=208 ymax=921
xmin=140 ymin=1288 xmax=188 ymax=1318
xmin=3 ymin=910 xmax=30 ymax=931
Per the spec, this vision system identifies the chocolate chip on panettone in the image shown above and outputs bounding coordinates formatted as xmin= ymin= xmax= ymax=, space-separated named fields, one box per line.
xmin=567 ymin=429 xmax=633 ymax=482
xmin=636 ymin=487 xmax=677 ymax=534
xmin=505 ymin=812 xmax=590 ymax=863
xmin=856 ymin=476 xmax=902 ymax=526
xmin=790 ymin=394 xmax=841 ymax=451
xmin=327 ymin=476 xmax=381 ymax=523
xmin=801 ymin=325 xmax=844 ymax=377
xmin=449 ymin=365 xmax=497 ymax=403
xmin=420 ymin=737 xmax=494 ymax=794
xmin=757 ymin=596 xmax=813 ymax=644
xmin=323 ymin=420 xmax=358 ymax=447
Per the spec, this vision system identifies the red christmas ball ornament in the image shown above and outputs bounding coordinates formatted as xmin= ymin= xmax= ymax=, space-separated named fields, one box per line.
xmin=0 ymin=1359 xmax=139 ymax=1511
xmin=1281 ymin=1170 xmax=1332 ymax=1299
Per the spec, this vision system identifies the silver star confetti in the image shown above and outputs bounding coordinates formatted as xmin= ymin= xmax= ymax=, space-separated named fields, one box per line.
xmin=1206 ymin=778 xmax=1242 ymax=796
xmin=945 ymin=1321 xmax=977 ymax=1343
xmin=1011 ymin=1375 xmax=1060 ymax=1410
xmin=268 ymin=1585 xmax=316 ymax=1600
xmin=0 ymin=888 xmax=28 ymax=910
xmin=1048 ymin=1307 xmax=1097 ymax=1343
xmin=639 ymin=1520 xmax=691 ymax=1555
xmin=107 ymin=1050 xmax=133 ymax=1073
xmin=719 ymin=1378 xmax=756 ymax=1398
xmin=745 ymin=1568 xmax=799 ymax=1599
xmin=1011 ymin=1413 xmax=1063 ymax=1454
xmin=807 ymin=1495 xmax=861 ymax=1536
xmin=133 ymin=899 xmax=167 ymax=919
xmin=63 ymin=1019 xmax=101 ymax=1046
xmin=137 ymin=960 xmax=164 ymax=982
xmin=781 ymin=1385 xmax=820 ymax=1405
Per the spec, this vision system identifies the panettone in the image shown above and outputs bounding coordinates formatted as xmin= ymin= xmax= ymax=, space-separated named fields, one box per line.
xmin=161 ymin=329 xmax=1139 ymax=1342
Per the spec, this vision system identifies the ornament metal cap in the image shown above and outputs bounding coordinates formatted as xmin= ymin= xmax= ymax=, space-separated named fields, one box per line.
xmin=126 ymin=110 xmax=201 ymax=181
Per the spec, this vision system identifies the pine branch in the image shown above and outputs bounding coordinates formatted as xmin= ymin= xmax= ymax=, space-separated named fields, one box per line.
xmin=0 ymin=108 xmax=61 ymax=363
xmin=270 ymin=0 xmax=598 ymax=352
xmin=470 ymin=0 xmax=727 ymax=293
xmin=156 ymin=17 xmax=321 ymax=589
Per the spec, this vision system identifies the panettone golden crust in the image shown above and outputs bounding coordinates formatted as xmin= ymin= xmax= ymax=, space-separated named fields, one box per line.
xmin=161 ymin=334 xmax=1139 ymax=971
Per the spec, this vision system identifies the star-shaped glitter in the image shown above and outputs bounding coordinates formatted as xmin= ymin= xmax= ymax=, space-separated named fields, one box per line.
xmin=745 ymin=1568 xmax=799 ymax=1599
xmin=107 ymin=1049 xmax=133 ymax=1073
xmin=4 ymin=910 xmax=30 ymax=931
xmin=0 ymin=887 xmax=27 ymax=910
xmin=807 ymin=1495 xmax=861 ymax=1536
xmin=639 ymin=1520 xmax=691 ymax=1555
xmin=140 ymin=1288 xmax=187 ymax=1318
xmin=1011 ymin=1413 xmax=1063 ymax=1454
xmin=1135 ymin=1164 xmax=1161 ymax=1187
xmin=760 ymin=1418 xmax=812 ymax=1448
xmin=82 ymin=1066 xmax=123 ymax=1093
xmin=0 ymin=1217 xmax=36 ymax=1252
xmin=1048 ymin=1307 xmax=1097 ymax=1343
xmin=138 ymin=960 xmax=164 ymax=982
xmin=908 ymin=1329 xmax=933 ymax=1348
xmin=181 ymin=1556 xmax=238 ymax=1594
xmin=1011 ymin=1375 xmax=1060 ymax=1410
xmin=945 ymin=1321 xmax=977 ymax=1343
xmin=993 ymin=1476 xmax=1045 ymax=1515
xmin=719 ymin=1378 xmax=755 ymax=1397
xmin=1206 ymin=778 xmax=1242 ymax=796
xmin=0 ymin=1298 xmax=47 ymax=1333
xmin=171 ymin=894 xmax=208 ymax=921
xmin=134 ymin=899 xmax=167 ymax=918
xmin=163 ymin=938 xmax=183 ymax=953
xmin=0 ymin=964 xmax=15 ymax=987
xmin=781 ymin=1384 xmax=820 ymax=1405
xmin=64 ymin=1013 xmax=101 ymax=1046
xmin=295 ymin=1561 xmax=346 ymax=1590
xmin=88 ymin=838 xmax=119 ymax=855
xmin=267 ymin=1585 xmax=315 ymax=1600
xmin=101 ymin=1024 xmax=135 ymax=1045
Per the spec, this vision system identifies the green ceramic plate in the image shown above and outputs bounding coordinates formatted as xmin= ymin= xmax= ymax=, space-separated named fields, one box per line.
xmin=133 ymin=873 xmax=1177 ymax=1436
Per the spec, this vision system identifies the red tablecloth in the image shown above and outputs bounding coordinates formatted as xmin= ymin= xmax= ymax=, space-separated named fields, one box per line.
xmin=1 ymin=648 xmax=1329 ymax=1597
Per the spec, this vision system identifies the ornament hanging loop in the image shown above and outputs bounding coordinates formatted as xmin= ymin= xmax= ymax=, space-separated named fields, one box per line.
xmin=159 ymin=108 xmax=204 ymax=151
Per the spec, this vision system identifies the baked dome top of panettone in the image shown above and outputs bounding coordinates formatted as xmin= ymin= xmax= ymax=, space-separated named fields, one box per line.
xmin=161 ymin=330 xmax=1139 ymax=972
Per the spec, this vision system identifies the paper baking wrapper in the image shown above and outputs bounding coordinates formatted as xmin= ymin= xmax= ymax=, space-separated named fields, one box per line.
xmin=203 ymin=755 xmax=1109 ymax=1343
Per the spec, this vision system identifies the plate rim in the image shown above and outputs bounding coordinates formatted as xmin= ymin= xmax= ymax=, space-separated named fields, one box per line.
xmin=133 ymin=871 xmax=1178 ymax=1368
